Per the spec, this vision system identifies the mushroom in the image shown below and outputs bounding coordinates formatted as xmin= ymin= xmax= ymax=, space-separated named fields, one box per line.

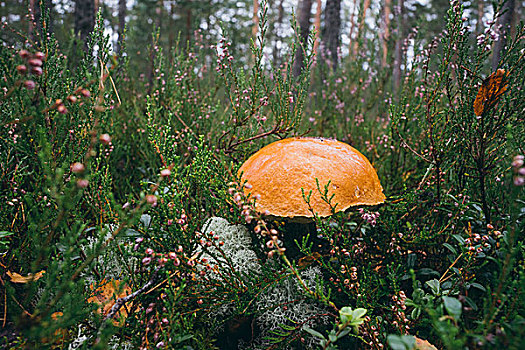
xmin=238 ymin=137 xmax=385 ymax=255
xmin=238 ymin=137 xmax=385 ymax=220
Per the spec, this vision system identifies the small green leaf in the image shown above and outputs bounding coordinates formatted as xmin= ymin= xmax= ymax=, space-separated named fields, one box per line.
xmin=352 ymin=308 xmax=367 ymax=320
xmin=426 ymin=279 xmax=441 ymax=295
xmin=387 ymin=334 xmax=416 ymax=350
xmin=328 ymin=333 xmax=338 ymax=342
xmin=443 ymin=243 xmax=457 ymax=255
xmin=303 ymin=326 xmax=325 ymax=340
xmin=468 ymin=282 xmax=486 ymax=292
xmin=443 ymin=296 xmax=462 ymax=320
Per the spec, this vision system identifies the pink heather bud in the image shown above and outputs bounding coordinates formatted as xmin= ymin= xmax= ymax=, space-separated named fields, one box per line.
xmin=24 ymin=80 xmax=36 ymax=90
xmin=57 ymin=104 xmax=67 ymax=114
xmin=168 ymin=252 xmax=177 ymax=259
xmin=146 ymin=194 xmax=157 ymax=205
xmin=99 ymin=133 xmax=111 ymax=145
xmin=160 ymin=168 xmax=171 ymax=177
xmin=80 ymin=88 xmax=91 ymax=97
xmin=142 ymin=257 xmax=152 ymax=265
xmin=76 ymin=179 xmax=89 ymax=188
xmin=135 ymin=237 xmax=144 ymax=243
xmin=16 ymin=65 xmax=27 ymax=74
xmin=177 ymin=245 xmax=183 ymax=252
xmin=519 ymin=168 xmax=525 ymax=176
xmin=145 ymin=248 xmax=154 ymax=255
xmin=71 ymin=162 xmax=85 ymax=173
xmin=511 ymin=155 xmax=524 ymax=168
xmin=28 ymin=58 xmax=43 ymax=67
xmin=31 ymin=66 xmax=43 ymax=76
xmin=19 ymin=49 xmax=30 ymax=58
xmin=67 ymin=95 xmax=77 ymax=103
xmin=514 ymin=177 xmax=525 ymax=186
xmin=158 ymin=257 xmax=168 ymax=266
xmin=33 ymin=52 xmax=45 ymax=60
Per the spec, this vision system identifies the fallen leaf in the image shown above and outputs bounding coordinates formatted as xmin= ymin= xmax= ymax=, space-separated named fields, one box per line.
xmin=7 ymin=270 xmax=45 ymax=283
xmin=414 ymin=336 xmax=438 ymax=350
xmin=473 ymin=69 xmax=509 ymax=116
xmin=88 ymin=279 xmax=132 ymax=326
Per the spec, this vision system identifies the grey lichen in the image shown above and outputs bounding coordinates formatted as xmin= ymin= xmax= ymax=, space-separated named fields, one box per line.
xmin=199 ymin=217 xmax=330 ymax=349
xmin=199 ymin=216 xmax=261 ymax=277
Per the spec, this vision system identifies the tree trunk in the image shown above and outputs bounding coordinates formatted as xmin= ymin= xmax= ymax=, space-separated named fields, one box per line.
xmin=293 ymin=0 xmax=313 ymax=77
xmin=312 ymin=0 xmax=322 ymax=55
xmin=491 ymin=0 xmax=515 ymax=70
xmin=392 ymin=0 xmax=404 ymax=100
xmin=348 ymin=0 xmax=358 ymax=58
xmin=322 ymin=0 xmax=342 ymax=69
xmin=117 ymin=0 xmax=126 ymax=54
xmin=476 ymin=0 xmax=484 ymax=35
xmin=272 ymin=0 xmax=285 ymax=65
xmin=185 ymin=1 xmax=191 ymax=47
xmin=29 ymin=0 xmax=53 ymax=39
xmin=74 ymin=0 xmax=95 ymax=46
xmin=381 ymin=0 xmax=391 ymax=67
xmin=253 ymin=0 xmax=259 ymax=38
xmin=351 ymin=0 xmax=371 ymax=57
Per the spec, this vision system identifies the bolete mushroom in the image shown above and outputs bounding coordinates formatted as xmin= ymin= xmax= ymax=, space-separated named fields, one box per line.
xmin=238 ymin=137 xmax=385 ymax=220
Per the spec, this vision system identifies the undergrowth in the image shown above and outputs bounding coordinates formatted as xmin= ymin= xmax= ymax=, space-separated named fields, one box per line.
xmin=0 ymin=1 xmax=523 ymax=349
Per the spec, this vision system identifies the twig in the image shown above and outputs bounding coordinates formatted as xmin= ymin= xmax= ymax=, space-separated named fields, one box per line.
xmin=104 ymin=268 xmax=160 ymax=321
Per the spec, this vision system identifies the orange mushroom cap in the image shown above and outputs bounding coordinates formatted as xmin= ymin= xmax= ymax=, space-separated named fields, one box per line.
xmin=238 ymin=137 xmax=385 ymax=219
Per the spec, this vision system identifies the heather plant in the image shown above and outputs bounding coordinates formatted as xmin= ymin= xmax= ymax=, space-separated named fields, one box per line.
xmin=1 ymin=0 xmax=524 ymax=349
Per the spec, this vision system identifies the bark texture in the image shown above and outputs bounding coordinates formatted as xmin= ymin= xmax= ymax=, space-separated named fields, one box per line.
xmin=392 ymin=0 xmax=405 ymax=99
xmin=74 ymin=0 xmax=95 ymax=45
xmin=492 ymin=0 xmax=515 ymax=70
xmin=322 ymin=0 xmax=342 ymax=69
xmin=117 ymin=0 xmax=126 ymax=53
xmin=293 ymin=0 xmax=313 ymax=77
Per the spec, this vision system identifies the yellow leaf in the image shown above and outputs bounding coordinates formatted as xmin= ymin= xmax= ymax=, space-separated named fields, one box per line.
xmin=7 ymin=270 xmax=45 ymax=283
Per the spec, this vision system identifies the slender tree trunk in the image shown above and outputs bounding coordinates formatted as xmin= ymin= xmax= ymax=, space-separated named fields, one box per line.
xmin=312 ymin=0 xmax=322 ymax=55
xmin=351 ymin=0 xmax=371 ymax=57
xmin=272 ymin=0 xmax=285 ymax=65
xmin=29 ymin=0 xmax=53 ymax=39
xmin=117 ymin=0 xmax=126 ymax=54
xmin=492 ymin=0 xmax=515 ymax=70
xmin=392 ymin=0 xmax=405 ymax=100
xmin=348 ymin=0 xmax=358 ymax=58
xmin=293 ymin=0 xmax=313 ymax=77
xmin=74 ymin=0 xmax=95 ymax=47
xmin=156 ymin=0 xmax=163 ymax=30
xmin=476 ymin=0 xmax=484 ymax=35
xmin=322 ymin=0 xmax=342 ymax=69
xmin=185 ymin=1 xmax=192 ymax=47
xmin=253 ymin=0 xmax=259 ymax=39
xmin=381 ymin=0 xmax=391 ymax=67
xmin=29 ymin=0 xmax=37 ymax=38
